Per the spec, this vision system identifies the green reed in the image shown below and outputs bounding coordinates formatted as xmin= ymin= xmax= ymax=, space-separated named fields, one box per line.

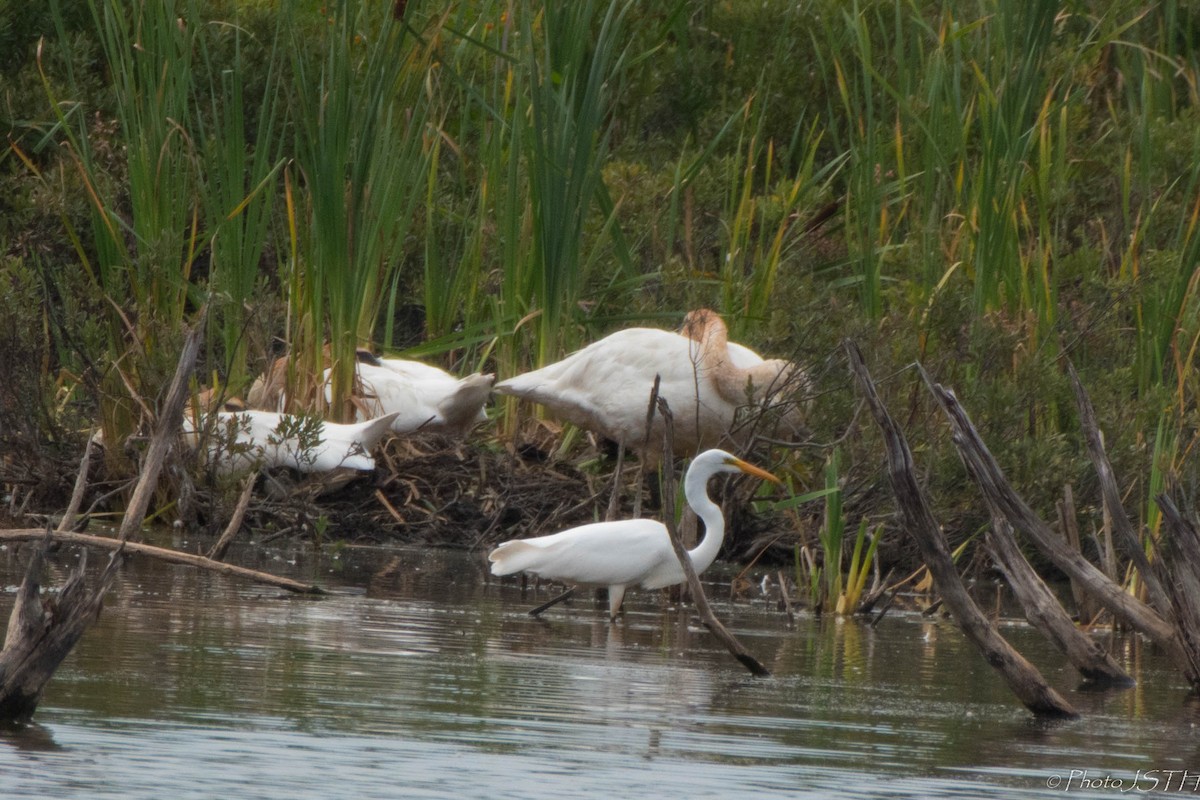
xmin=417 ymin=1 xmax=526 ymax=365
xmin=194 ymin=8 xmax=286 ymax=392
xmin=716 ymin=91 xmax=837 ymax=334
xmin=284 ymin=1 xmax=434 ymax=419
xmin=793 ymin=448 xmax=878 ymax=614
xmin=522 ymin=0 xmax=633 ymax=365
xmin=44 ymin=0 xmax=205 ymax=452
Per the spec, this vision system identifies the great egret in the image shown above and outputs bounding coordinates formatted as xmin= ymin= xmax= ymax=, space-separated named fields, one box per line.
xmin=488 ymin=448 xmax=780 ymax=619
xmin=494 ymin=309 xmax=798 ymax=463
xmin=183 ymin=398 xmax=400 ymax=475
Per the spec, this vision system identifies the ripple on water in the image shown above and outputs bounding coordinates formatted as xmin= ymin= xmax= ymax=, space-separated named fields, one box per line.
xmin=0 ymin=546 xmax=1192 ymax=799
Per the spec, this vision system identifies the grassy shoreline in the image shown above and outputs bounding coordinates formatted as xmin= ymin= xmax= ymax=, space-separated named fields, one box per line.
xmin=1 ymin=1 xmax=1197 ymax=583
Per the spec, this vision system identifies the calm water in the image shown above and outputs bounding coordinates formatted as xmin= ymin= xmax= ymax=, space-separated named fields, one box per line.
xmin=0 ymin=541 xmax=1195 ymax=799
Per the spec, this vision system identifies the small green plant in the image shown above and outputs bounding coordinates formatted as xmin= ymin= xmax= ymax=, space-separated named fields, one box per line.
xmin=312 ymin=514 xmax=331 ymax=547
xmin=791 ymin=449 xmax=880 ymax=615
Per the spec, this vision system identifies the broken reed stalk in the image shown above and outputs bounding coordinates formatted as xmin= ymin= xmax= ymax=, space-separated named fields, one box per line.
xmin=56 ymin=435 xmax=95 ymax=533
xmin=652 ymin=384 xmax=770 ymax=677
xmin=1065 ymin=359 xmax=1173 ymax=616
xmin=1152 ymin=496 xmax=1200 ymax=689
xmin=844 ymin=340 xmax=1076 ymax=717
xmin=916 ymin=369 xmax=1133 ymax=686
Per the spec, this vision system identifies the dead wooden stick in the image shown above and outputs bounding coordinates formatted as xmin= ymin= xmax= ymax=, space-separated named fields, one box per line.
xmin=920 ymin=372 xmax=1178 ymax=651
xmin=56 ymin=434 xmax=95 ymax=533
xmin=984 ymin=516 xmax=1133 ymax=686
xmin=917 ymin=370 xmax=1133 ymax=686
xmin=654 ymin=389 xmax=770 ymax=677
xmin=605 ymin=441 xmax=626 ymax=522
xmin=1153 ymin=495 xmax=1200 ymax=687
xmin=118 ymin=309 xmax=206 ymax=545
xmin=0 ymin=528 xmax=325 ymax=595
xmin=1065 ymin=358 xmax=1173 ymax=616
xmin=0 ymin=533 xmax=122 ymax=723
xmin=844 ymin=340 xmax=1076 ymax=717
xmin=528 ymin=587 xmax=576 ymax=617
xmin=1055 ymin=484 xmax=1101 ymax=623
xmin=207 ymin=474 xmax=257 ymax=561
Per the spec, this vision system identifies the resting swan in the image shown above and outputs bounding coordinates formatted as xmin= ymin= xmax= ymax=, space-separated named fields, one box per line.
xmin=247 ymin=348 xmax=492 ymax=436
xmin=342 ymin=357 xmax=493 ymax=436
xmin=183 ymin=394 xmax=399 ymax=475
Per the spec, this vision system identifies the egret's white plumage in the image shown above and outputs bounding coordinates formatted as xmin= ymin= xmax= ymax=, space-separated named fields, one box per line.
xmin=494 ymin=309 xmax=797 ymax=462
xmin=488 ymin=448 xmax=779 ymax=618
xmin=184 ymin=405 xmax=399 ymax=475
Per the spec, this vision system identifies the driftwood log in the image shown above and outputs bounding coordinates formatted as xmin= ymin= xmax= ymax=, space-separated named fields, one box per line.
xmin=0 ymin=529 xmax=325 ymax=595
xmin=0 ymin=311 xmax=323 ymax=724
xmin=845 ymin=340 xmax=1076 ymax=717
xmin=919 ymin=369 xmax=1134 ymax=687
xmin=983 ymin=515 xmax=1133 ymax=687
xmin=0 ymin=316 xmax=205 ymax=723
xmin=0 ymin=535 xmax=122 ymax=723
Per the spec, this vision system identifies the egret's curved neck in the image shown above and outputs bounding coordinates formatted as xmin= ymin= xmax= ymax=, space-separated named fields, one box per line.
xmin=684 ymin=467 xmax=726 ymax=574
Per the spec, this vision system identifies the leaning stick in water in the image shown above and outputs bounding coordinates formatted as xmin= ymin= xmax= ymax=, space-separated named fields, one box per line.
xmin=118 ymin=308 xmax=206 ymax=545
xmin=654 ymin=384 xmax=771 ymax=678
xmin=918 ymin=365 xmax=1133 ymax=688
xmin=207 ymin=474 xmax=257 ymax=561
xmin=844 ymin=340 xmax=1076 ymax=718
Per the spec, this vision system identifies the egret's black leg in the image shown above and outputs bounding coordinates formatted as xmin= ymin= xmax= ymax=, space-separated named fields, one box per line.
xmin=528 ymin=587 xmax=576 ymax=617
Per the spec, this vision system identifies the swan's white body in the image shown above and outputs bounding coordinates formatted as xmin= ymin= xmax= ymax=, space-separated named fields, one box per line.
xmin=184 ymin=408 xmax=399 ymax=475
xmin=488 ymin=448 xmax=779 ymax=618
xmin=246 ymin=349 xmax=491 ymax=436
xmin=494 ymin=310 xmax=795 ymax=461
xmin=328 ymin=359 xmax=493 ymax=436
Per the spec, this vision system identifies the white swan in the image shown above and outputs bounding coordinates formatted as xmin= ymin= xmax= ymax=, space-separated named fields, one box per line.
xmin=248 ymin=349 xmax=492 ymax=436
xmin=184 ymin=398 xmax=399 ymax=475
xmin=345 ymin=357 xmax=493 ymax=436
xmin=493 ymin=309 xmax=797 ymax=462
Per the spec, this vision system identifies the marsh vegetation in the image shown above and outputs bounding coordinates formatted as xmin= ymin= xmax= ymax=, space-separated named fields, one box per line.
xmin=1 ymin=1 xmax=1198 ymax=650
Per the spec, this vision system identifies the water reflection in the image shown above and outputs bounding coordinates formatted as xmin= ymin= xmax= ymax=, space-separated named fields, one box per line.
xmin=0 ymin=543 xmax=1194 ymax=799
